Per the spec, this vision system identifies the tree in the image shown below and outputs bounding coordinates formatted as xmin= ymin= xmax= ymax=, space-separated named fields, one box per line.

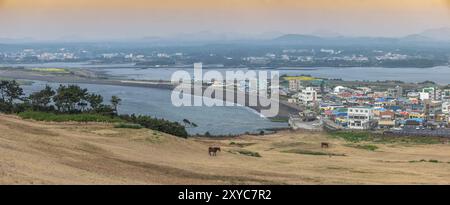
xmin=120 ymin=114 xmax=188 ymax=138
xmin=110 ymin=95 xmax=122 ymax=114
xmin=4 ymin=80 xmax=24 ymax=105
xmin=53 ymin=84 xmax=88 ymax=113
xmin=182 ymin=119 xmax=198 ymax=128
xmin=87 ymin=93 xmax=103 ymax=112
xmin=29 ymin=85 xmax=55 ymax=110
xmin=0 ymin=80 xmax=8 ymax=102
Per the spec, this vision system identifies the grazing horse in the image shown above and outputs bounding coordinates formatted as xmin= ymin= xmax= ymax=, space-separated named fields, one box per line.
xmin=321 ymin=142 xmax=330 ymax=149
xmin=209 ymin=147 xmax=221 ymax=156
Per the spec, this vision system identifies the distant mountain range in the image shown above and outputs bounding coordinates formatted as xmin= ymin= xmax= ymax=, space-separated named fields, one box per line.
xmin=1 ymin=27 xmax=449 ymax=45
xmin=270 ymin=27 xmax=450 ymax=46
xmin=416 ymin=27 xmax=450 ymax=42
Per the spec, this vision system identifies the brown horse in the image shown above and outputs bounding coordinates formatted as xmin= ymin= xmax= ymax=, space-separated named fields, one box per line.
xmin=321 ymin=142 xmax=330 ymax=149
xmin=209 ymin=147 xmax=221 ymax=156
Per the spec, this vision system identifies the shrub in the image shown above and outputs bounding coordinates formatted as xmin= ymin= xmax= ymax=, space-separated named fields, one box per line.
xmin=409 ymin=159 xmax=442 ymax=163
xmin=229 ymin=142 xmax=256 ymax=148
xmin=18 ymin=111 xmax=124 ymax=123
xmin=230 ymin=149 xmax=262 ymax=157
xmin=282 ymin=149 xmax=346 ymax=156
xmin=346 ymin=144 xmax=379 ymax=151
xmin=114 ymin=123 xmax=144 ymax=129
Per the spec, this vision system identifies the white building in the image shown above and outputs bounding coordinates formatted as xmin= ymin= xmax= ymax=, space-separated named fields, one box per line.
xmin=407 ymin=92 xmax=420 ymax=98
xmin=443 ymin=102 xmax=450 ymax=114
xmin=347 ymin=107 xmax=374 ymax=130
xmin=422 ymin=87 xmax=442 ymax=100
xmin=333 ymin=86 xmax=347 ymax=93
xmin=298 ymin=87 xmax=317 ymax=105
xmin=419 ymin=92 xmax=430 ymax=101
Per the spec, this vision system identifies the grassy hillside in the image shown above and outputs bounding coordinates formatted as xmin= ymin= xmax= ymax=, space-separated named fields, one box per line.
xmin=2 ymin=114 xmax=450 ymax=185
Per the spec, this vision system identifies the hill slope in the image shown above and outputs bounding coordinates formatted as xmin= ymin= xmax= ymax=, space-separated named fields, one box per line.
xmin=2 ymin=114 xmax=450 ymax=184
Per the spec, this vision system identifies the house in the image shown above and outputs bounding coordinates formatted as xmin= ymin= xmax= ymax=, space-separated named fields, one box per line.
xmin=409 ymin=112 xmax=425 ymax=120
xmin=379 ymin=110 xmax=395 ymax=120
xmin=357 ymin=87 xmax=372 ymax=94
xmin=288 ymin=79 xmax=302 ymax=91
xmin=404 ymin=118 xmax=424 ymax=126
xmin=378 ymin=110 xmax=396 ymax=129
xmin=332 ymin=108 xmax=348 ymax=126
xmin=378 ymin=120 xmax=396 ymax=128
xmin=387 ymin=86 xmax=403 ymax=98
xmin=333 ymin=86 xmax=347 ymax=93
xmin=298 ymin=87 xmax=318 ymax=105
xmin=347 ymin=107 xmax=374 ymax=130
xmin=419 ymin=92 xmax=430 ymax=101
xmin=443 ymin=101 xmax=450 ymax=114
xmin=407 ymin=92 xmax=420 ymax=98
xmin=422 ymin=87 xmax=442 ymax=100
xmin=423 ymin=100 xmax=442 ymax=121
xmin=372 ymin=92 xmax=386 ymax=98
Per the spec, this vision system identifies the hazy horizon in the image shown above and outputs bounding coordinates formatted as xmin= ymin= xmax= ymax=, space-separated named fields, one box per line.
xmin=0 ymin=0 xmax=449 ymax=41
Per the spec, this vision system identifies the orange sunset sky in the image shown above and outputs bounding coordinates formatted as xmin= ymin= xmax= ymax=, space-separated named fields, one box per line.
xmin=0 ymin=0 xmax=449 ymax=40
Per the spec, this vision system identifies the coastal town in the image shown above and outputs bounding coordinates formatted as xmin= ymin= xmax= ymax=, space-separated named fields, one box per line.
xmin=285 ymin=76 xmax=450 ymax=136
xmin=3 ymin=0 xmax=450 ymax=189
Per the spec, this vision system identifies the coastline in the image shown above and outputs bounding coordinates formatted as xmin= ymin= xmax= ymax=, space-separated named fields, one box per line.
xmin=0 ymin=68 xmax=300 ymax=120
xmin=0 ymin=68 xmax=294 ymax=135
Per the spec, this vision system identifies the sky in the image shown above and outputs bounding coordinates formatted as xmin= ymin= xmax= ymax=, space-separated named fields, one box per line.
xmin=0 ymin=0 xmax=449 ymax=41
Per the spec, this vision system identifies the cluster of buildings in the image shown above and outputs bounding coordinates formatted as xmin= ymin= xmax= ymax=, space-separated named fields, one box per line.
xmin=0 ymin=49 xmax=81 ymax=62
xmin=286 ymin=77 xmax=450 ymax=131
xmin=242 ymin=49 xmax=430 ymax=66
xmin=0 ymin=48 xmax=186 ymax=64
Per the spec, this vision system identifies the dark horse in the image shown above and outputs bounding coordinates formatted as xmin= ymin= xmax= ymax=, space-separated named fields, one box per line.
xmin=209 ymin=147 xmax=221 ymax=156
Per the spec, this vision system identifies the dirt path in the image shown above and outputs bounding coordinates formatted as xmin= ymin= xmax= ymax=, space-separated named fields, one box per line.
xmin=2 ymin=114 xmax=450 ymax=184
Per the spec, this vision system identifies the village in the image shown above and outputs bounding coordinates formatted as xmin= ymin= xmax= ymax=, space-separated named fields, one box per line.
xmin=285 ymin=76 xmax=450 ymax=137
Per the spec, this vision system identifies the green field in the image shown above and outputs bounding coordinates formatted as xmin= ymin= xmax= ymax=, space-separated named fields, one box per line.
xmin=30 ymin=68 xmax=71 ymax=73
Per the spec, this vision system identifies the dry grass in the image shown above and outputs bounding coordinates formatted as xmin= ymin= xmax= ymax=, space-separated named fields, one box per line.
xmin=2 ymin=114 xmax=450 ymax=185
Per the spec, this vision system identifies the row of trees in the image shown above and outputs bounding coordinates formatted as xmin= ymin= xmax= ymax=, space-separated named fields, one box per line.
xmin=0 ymin=80 xmax=121 ymax=115
xmin=0 ymin=80 xmax=188 ymax=138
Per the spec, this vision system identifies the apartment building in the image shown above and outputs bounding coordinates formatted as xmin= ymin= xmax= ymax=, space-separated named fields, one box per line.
xmin=298 ymin=87 xmax=318 ymax=105
xmin=347 ymin=107 xmax=374 ymax=130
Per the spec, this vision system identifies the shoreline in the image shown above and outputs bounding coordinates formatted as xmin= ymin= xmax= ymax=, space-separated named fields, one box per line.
xmin=0 ymin=69 xmax=294 ymax=136
xmin=2 ymin=62 xmax=449 ymax=69
xmin=0 ymin=68 xmax=301 ymax=119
